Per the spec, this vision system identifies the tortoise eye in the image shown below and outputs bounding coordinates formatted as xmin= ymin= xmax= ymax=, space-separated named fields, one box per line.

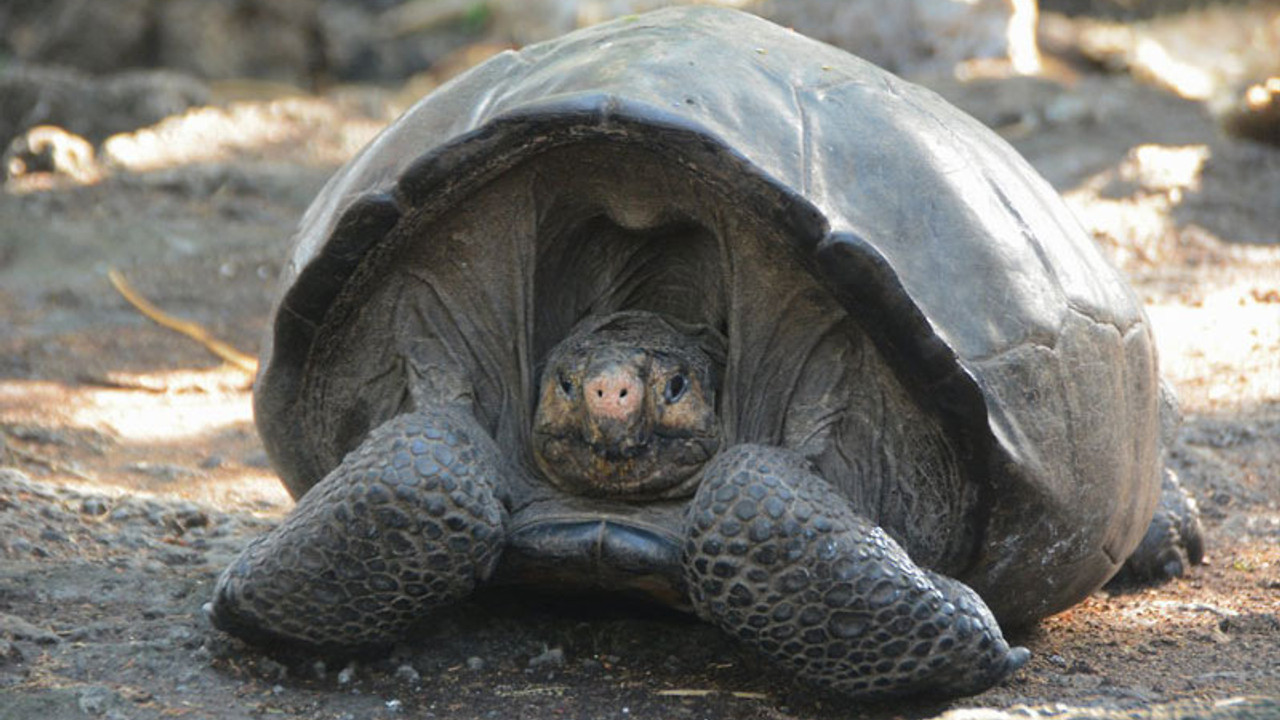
xmin=558 ymin=374 xmax=574 ymax=397
xmin=663 ymin=374 xmax=687 ymax=403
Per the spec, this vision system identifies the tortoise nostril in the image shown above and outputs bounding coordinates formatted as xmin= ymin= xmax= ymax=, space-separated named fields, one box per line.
xmin=593 ymin=385 xmax=630 ymax=401
xmin=584 ymin=368 xmax=642 ymax=419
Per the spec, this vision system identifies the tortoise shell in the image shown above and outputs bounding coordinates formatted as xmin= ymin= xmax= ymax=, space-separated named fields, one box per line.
xmin=253 ymin=7 xmax=1160 ymax=628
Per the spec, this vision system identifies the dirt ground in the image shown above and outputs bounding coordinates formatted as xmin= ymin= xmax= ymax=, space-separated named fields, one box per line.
xmin=1 ymin=8 xmax=1278 ymax=720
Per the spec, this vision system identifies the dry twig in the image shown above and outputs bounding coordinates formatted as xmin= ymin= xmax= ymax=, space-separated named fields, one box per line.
xmin=107 ymin=268 xmax=258 ymax=374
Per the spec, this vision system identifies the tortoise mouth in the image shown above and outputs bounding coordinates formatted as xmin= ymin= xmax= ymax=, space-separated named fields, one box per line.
xmin=532 ymin=428 xmax=719 ymax=501
xmin=592 ymin=440 xmax=649 ymax=461
xmin=583 ymin=417 xmax=652 ymax=460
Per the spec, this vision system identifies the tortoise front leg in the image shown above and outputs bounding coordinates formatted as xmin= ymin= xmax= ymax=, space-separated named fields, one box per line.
xmin=209 ymin=409 xmax=508 ymax=647
xmin=682 ymin=444 xmax=1028 ymax=699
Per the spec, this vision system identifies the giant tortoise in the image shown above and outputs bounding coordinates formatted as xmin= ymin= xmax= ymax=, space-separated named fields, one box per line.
xmin=209 ymin=7 xmax=1202 ymax=700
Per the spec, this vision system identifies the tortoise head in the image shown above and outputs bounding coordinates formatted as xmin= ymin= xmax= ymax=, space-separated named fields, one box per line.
xmin=532 ymin=312 xmax=722 ymax=500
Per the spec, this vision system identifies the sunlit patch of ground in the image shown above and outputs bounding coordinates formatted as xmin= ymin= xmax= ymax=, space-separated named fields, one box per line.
xmin=1147 ymin=284 xmax=1280 ymax=413
xmin=102 ymin=97 xmax=390 ymax=175
xmin=0 ymin=366 xmax=291 ymax=515
xmin=1063 ymin=141 xmax=1280 ymax=415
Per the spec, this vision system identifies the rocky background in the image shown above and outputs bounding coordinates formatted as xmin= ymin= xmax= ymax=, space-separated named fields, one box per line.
xmin=1 ymin=1 xmax=1277 ymax=719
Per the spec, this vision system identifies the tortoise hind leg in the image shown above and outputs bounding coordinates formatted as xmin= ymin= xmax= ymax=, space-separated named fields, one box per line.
xmin=1113 ymin=468 xmax=1204 ymax=584
xmin=683 ymin=444 xmax=1027 ymax=699
xmin=209 ymin=409 xmax=508 ymax=647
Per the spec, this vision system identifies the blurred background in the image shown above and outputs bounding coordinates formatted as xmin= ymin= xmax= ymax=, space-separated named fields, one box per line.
xmin=3 ymin=0 xmax=1277 ymax=405
xmin=2 ymin=0 xmax=1278 ymax=155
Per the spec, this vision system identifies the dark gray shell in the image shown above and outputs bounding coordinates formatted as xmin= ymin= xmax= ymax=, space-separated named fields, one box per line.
xmin=254 ymin=7 xmax=1161 ymax=627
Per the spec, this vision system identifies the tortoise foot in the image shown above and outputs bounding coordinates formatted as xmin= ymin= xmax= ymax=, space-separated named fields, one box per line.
xmin=209 ymin=409 xmax=508 ymax=647
xmin=682 ymin=444 xmax=1026 ymax=699
xmin=1115 ymin=468 xmax=1205 ymax=583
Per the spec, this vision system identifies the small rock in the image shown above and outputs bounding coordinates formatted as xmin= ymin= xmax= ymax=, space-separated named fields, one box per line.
xmin=109 ymin=528 xmax=148 ymax=549
xmin=77 ymin=686 xmax=117 ymax=716
xmin=3 ymin=424 xmax=67 ymax=445
xmin=1044 ymin=93 xmax=1092 ymax=126
xmin=125 ymin=461 xmax=196 ymax=481
xmin=338 ymin=662 xmax=357 ymax=685
xmin=172 ymin=504 xmax=210 ymax=528
xmin=465 ymin=656 xmax=485 ymax=671
xmin=385 ymin=698 xmax=403 ymax=714
xmin=199 ymin=455 xmax=225 ymax=470
xmin=39 ymin=504 xmax=72 ymax=522
xmin=167 ymin=625 xmax=201 ymax=649
xmin=243 ymin=452 xmax=272 ymax=469
xmin=108 ymin=506 xmax=138 ymax=523
xmin=1059 ymin=673 xmax=1104 ymax=689
xmin=0 ymin=639 xmax=24 ymax=664
xmin=38 ymin=528 xmax=68 ymax=543
xmin=1219 ymin=612 xmax=1280 ymax=635
xmin=394 ymin=664 xmax=420 ymax=684
xmin=65 ymin=622 xmax=119 ymax=643
xmin=80 ymin=497 xmax=110 ymax=516
xmin=122 ymin=687 xmax=153 ymax=704
xmin=1190 ymin=670 xmax=1249 ymax=688
xmin=313 ymin=660 xmax=327 ymax=679
xmin=0 ymin=613 xmax=60 ymax=644
xmin=157 ymin=546 xmax=202 ymax=566
xmin=1107 ymin=685 xmax=1157 ymax=704
xmin=528 ymin=647 xmax=565 ymax=670
xmin=1068 ymin=659 xmax=1097 ymax=675
xmin=258 ymin=657 xmax=288 ymax=681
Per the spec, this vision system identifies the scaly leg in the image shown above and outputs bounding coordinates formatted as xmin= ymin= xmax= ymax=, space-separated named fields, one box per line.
xmin=209 ymin=409 xmax=508 ymax=647
xmin=683 ymin=444 xmax=1027 ymax=699
xmin=1116 ymin=468 xmax=1204 ymax=583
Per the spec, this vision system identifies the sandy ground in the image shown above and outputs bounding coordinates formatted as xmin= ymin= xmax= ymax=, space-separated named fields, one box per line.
xmin=1 ymin=14 xmax=1278 ymax=720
